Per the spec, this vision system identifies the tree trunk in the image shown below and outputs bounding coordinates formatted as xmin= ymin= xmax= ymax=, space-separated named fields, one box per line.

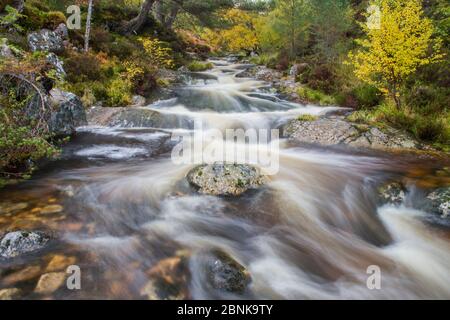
xmin=390 ymin=82 xmax=402 ymax=109
xmin=393 ymin=93 xmax=401 ymax=109
xmin=153 ymin=0 xmax=165 ymax=25
xmin=84 ymin=0 xmax=93 ymax=53
xmin=121 ymin=0 xmax=156 ymax=35
xmin=164 ymin=3 xmax=180 ymax=29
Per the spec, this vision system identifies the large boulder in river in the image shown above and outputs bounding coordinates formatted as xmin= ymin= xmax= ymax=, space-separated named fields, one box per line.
xmin=284 ymin=116 xmax=420 ymax=151
xmin=48 ymin=89 xmax=87 ymax=136
xmin=0 ymin=231 xmax=51 ymax=259
xmin=28 ymin=29 xmax=64 ymax=54
xmin=187 ymin=163 xmax=267 ymax=196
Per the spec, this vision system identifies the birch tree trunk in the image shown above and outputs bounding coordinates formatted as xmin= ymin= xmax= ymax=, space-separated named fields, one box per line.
xmin=84 ymin=0 xmax=93 ymax=53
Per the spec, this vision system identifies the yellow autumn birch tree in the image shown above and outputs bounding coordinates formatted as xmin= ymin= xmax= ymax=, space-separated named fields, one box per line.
xmin=349 ymin=0 xmax=443 ymax=109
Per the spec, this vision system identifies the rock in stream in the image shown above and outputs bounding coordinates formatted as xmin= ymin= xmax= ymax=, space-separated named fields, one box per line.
xmin=0 ymin=231 xmax=51 ymax=259
xmin=187 ymin=163 xmax=267 ymax=196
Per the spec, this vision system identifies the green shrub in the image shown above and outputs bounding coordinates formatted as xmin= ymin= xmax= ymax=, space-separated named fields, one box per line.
xmin=105 ymin=77 xmax=133 ymax=107
xmin=44 ymin=11 xmax=66 ymax=29
xmin=109 ymin=36 xmax=139 ymax=59
xmin=0 ymin=4 xmax=25 ymax=31
xmin=91 ymin=81 xmax=109 ymax=102
xmin=352 ymin=85 xmax=382 ymax=109
xmin=90 ymin=27 xmax=114 ymax=53
xmin=20 ymin=3 xmax=47 ymax=31
xmin=0 ymin=88 xmax=59 ymax=187
xmin=411 ymin=116 xmax=448 ymax=143
xmin=347 ymin=110 xmax=375 ymax=123
xmin=297 ymin=114 xmax=318 ymax=122
xmin=406 ymin=85 xmax=450 ymax=115
xmin=305 ymin=64 xmax=335 ymax=93
xmin=64 ymin=52 xmax=103 ymax=82
xmin=187 ymin=61 xmax=214 ymax=72
xmin=0 ymin=0 xmax=14 ymax=12
xmin=250 ymin=53 xmax=276 ymax=67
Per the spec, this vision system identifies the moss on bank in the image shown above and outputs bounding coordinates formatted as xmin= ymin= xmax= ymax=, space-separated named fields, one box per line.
xmin=187 ymin=61 xmax=214 ymax=72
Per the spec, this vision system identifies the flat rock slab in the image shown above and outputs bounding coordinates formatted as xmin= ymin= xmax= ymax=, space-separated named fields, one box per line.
xmin=86 ymin=107 xmax=192 ymax=129
xmin=187 ymin=163 xmax=267 ymax=196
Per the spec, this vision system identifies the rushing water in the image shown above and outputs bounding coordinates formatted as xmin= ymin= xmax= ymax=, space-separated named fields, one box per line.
xmin=0 ymin=59 xmax=449 ymax=299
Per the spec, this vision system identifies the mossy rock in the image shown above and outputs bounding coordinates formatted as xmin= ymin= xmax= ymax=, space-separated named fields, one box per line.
xmin=187 ymin=163 xmax=267 ymax=196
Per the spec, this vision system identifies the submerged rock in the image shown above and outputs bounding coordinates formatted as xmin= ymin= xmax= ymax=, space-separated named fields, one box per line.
xmin=28 ymin=29 xmax=64 ymax=54
xmin=141 ymin=251 xmax=190 ymax=300
xmin=86 ymin=106 xmax=191 ymax=129
xmin=187 ymin=163 xmax=267 ymax=196
xmin=206 ymin=250 xmax=251 ymax=294
xmin=0 ymin=231 xmax=51 ymax=259
xmin=0 ymin=202 xmax=28 ymax=214
xmin=378 ymin=182 xmax=407 ymax=205
xmin=46 ymin=255 xmax=77 ymax=272
xmin=34 ymin=272 xmax=66 ymax=294
xmin=39 ymin=204 xmax=63 ymax=215
xmin=425 ymin=187 xmax=450 ymax=218
xmin=284 ymin=117 xmax=420 ymax=151
xmin=0 ymin=288 xmax=23 ymax=300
